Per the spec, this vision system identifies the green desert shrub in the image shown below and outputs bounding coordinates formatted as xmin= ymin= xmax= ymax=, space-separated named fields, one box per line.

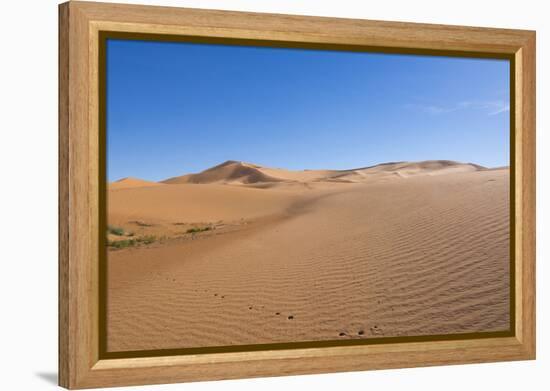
xmin=107 ymin=225 xmax=125 ymax=236
xmin=140 ymin=235 xmax=156 ymax=245
xmin=108 ymin=239 xmax=135 ymax=249
xmin=186 ymin=226 xmax=212 ymax=234
xmin=108 ymin=235 xmax=156 ymax=249
xmin=131 ymin=220 xmax=153 ymax=227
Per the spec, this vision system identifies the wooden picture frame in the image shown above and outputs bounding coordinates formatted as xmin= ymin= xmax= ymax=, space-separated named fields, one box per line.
xmin=59 ymin=1 xmax=536 ymax=389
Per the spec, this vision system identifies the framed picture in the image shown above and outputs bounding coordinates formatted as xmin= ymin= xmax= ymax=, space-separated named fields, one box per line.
xmin=58 ymin=1 xmax=536 ymax=389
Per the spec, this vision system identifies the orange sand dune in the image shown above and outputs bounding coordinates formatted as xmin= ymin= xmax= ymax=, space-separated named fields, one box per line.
xmin=326 ymin=160 xmax=485 ymax=182
xmin=162 ymin=160 xmax=341 ymax=185
xmin=107 ymin=164 xmax=510 ymax=352
xmin=109 ymin=177 xmax=162 ymax=190
xmin=162 ymin=160 xmax=283 ymax=185
xmin=161 ymin=159 xmax=485 ymax=186
xmin=108 ymin=182 xmax=311 ymax=225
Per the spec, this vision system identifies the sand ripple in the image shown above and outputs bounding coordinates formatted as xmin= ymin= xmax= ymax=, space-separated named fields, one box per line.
xmin=107 ymin=169 xmax=509 ymax=352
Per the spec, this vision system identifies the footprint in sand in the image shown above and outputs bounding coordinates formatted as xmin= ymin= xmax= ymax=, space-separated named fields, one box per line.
xmin=358 ymin=330 xmax=365 ymax=336
xmin=338 ymin=332 xmax=347 ymax=337
xmin=287 ymin=315 xmax=295 ymax=320
xmin=370 ymin=325 xmax=383 ymax=335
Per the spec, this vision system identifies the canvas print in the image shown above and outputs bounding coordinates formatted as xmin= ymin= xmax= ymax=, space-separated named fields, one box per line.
xmin=105 ymin=39 xmax=511 ymax=353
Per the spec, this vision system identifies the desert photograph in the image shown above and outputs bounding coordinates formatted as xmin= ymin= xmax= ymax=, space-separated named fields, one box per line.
xmin=105 ymin=39 xmax=511 ymax=352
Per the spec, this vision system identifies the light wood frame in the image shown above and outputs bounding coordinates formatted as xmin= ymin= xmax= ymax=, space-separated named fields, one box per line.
xmin=59 ymin=1 xmax=536 ymax=389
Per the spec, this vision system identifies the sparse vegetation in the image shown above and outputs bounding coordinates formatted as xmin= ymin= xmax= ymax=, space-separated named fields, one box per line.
xmin=108 ymin=225 xmax=125 ymax=236
xmin=186 ymin=226 xmax=212 ymax=234
xmin=140 ymin=235 xmax=156 ymax=244
xmin=131 ymin=220 xmax=154 ymax=227
xmin=107 ymin=235 xmax=157 ymax=249
xmin=108 ymin=239 xmax=136 ymax=249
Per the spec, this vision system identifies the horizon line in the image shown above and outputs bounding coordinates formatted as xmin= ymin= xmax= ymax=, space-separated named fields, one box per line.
xmin=110 ymin=158 xmax=510 ymax=183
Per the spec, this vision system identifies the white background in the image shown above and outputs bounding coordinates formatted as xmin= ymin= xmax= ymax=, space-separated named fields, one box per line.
xmin=0 ymin=0 xmax=547 ymax=389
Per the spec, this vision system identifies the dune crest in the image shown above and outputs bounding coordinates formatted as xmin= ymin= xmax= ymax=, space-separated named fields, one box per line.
xmin=161 ymin=159 xmax=489 ymax=186
xmin=162 ymin=160 xmax=283 ymax=185
xmin=329 ymin=160 xmax=486 ymax=182
xmin=109 ymin=177 xmax=162 ymax=190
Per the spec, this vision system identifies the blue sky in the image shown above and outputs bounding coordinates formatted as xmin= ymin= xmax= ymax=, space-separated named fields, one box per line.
xmin=107 ymin=39 xmax=510 ymax=182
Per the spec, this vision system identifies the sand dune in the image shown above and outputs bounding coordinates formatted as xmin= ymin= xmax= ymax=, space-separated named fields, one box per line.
xmin=109 ymin=177 xmax=162 ymax=190
xmin=161 ymin=159 xmax=486 ymax=186
xmin=161 ymin=160 xmax=339 ymax=185
xmin=108 ymin=183 xmax=309 ymax=225
xmin=324 ymin=160 xmax=484 ymax=182
xmin=107 ymin=161 xmax=509 ymax=352
xmin=162 ymin=160 xmax=283 ymax=185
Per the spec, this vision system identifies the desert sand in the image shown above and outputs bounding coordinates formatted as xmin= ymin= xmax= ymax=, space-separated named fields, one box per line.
xmin=106 ymin=160 xmax=510 ymax=352
xmin=109 ymin=176 xmax=161 ymax=190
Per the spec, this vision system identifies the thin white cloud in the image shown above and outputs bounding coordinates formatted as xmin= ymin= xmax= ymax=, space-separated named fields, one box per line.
xmin=406 ymin=100 xmax=509 ymax=116
xmin=487 ymin=103 xmax=510 ymax=116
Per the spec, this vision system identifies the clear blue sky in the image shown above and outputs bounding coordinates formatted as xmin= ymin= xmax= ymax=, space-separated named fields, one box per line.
xmin=107 ymin=39 xmax=510 ymax=182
